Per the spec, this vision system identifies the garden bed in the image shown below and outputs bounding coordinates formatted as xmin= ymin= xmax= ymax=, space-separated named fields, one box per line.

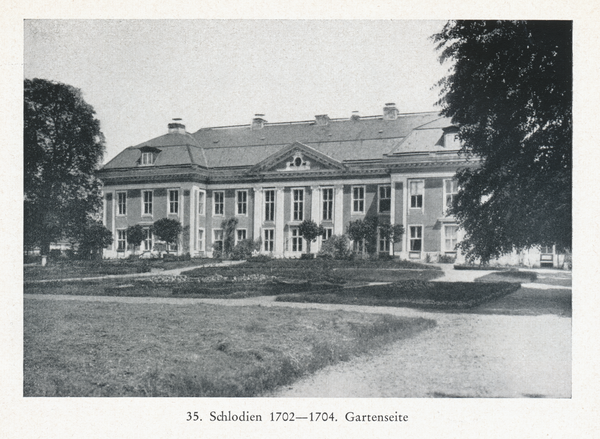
xmin=475 ymin=271 xmax=538 ymax=283
xmin=276 ymin=280 xmax=521 ymax=310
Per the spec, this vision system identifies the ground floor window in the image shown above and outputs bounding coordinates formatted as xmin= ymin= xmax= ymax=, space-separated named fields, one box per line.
xmin=143 ymin=228 xmax=153 ymax=252
xmin=197 ymin=229 xmax=205 ymax=251
xmin=264 ymin=229 xmax=274 ymax=252
xmin=291 ymin=228 xmax=303 ymax=252
xmin=213 ymin=229 xmax=224 ymax=252
xmin=236 ymin=229 xmax=247 ymax=243
xmin=444 ymin=225 xmax=458 ymax=252
xmin=409 ymin=226 xmax=422 ymax=251
xmin=378 ymin=228 xmax=390 ymax=253
xmin=322 ymin=227 xmax=333 ymax=241
xmin=117 ymin=229 xmax=127 ymax=251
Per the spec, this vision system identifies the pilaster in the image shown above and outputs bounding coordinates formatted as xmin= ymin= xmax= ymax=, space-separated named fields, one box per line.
xmin=311 ymin=185 xmax=321 ymax=252
xmin=333 ymin=185 xmax=344 ymax=235
xmin=275 ymin=187 xmax=285 ymax=256
xmin=253 ymin=186 xmax=263 ymax=244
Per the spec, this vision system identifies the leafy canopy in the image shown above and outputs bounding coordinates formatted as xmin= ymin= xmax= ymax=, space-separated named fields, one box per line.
xmin=24 ymin=78 xmax=105 ymax=253
xmin=433 ymin=21 xmax=572 ymax=262
xmin=152 ymin=218 xmax=183 ymax=249
xmin=298 ymin=219 xmax=324 ymax=254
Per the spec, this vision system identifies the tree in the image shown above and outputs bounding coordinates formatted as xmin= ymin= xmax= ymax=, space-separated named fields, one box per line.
xmin=78 ymin=223 xmax=113 ymax=260
xmin=433 ymin=21 xmax=572 ymax=262
xmin=152 ymin=218 xmax=183 ymax=254
xmin=378 ymin=223 xmax=405 ymax=257
xmin=347 ymin=216 xmax=379 ymax=256
xmin=220 ymin=217 xmax=239 ymax=258
xmin=25 ymin=78 xmax=106 ymax=255
xmin=298 ymin=219 xmax=324 ymax=254
xmin=126 ymin=224 xmax=145 ymax=256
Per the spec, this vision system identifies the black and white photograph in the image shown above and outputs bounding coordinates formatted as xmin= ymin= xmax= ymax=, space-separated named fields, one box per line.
xmin=5 ymin=5 xmax=598 ymax=438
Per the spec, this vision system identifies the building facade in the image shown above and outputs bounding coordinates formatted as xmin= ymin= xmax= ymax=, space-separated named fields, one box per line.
xmin=98 ymin=104 xmax=477 ymax=262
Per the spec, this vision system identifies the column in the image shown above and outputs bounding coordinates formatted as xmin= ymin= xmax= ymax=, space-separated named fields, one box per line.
xmin=253 ymin=186 xmax=263 ymax=246
xmin=333 ymin=185 xmax=344 ymax=235
xmin=311 ymin=186 xmax=321 ymax=253
xmin=389 ymin=180 xmax=395 ymax=256
xmin=275 ymin=187 xmax=285 ymax=256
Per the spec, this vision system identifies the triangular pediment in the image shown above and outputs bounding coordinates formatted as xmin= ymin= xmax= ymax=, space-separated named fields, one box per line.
xmin=249 ymin=142 xmax=346 ymax=173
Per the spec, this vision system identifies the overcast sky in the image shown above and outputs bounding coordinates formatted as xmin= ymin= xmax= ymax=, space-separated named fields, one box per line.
xmin=24 ymin=20 xmax=450 ymax=163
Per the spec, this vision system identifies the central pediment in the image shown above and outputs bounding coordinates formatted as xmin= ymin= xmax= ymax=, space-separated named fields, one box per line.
xmin=249 ymin=142 xmax=346 ymax=174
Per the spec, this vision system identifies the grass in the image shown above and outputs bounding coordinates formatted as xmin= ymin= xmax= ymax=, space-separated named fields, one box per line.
xmin=24 ymin=299 xmax=435 ymax=397
xmin=276 ymin=280 xmax=521 ymax=310
xmin=475 ymin=270 xmax=538 ymax=283
xmin=24 ymin=258 xmax=216 ymax=281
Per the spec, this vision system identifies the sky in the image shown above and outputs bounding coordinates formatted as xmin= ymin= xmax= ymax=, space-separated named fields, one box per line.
xmin=24 ymin=20 xmax=450 ymax=163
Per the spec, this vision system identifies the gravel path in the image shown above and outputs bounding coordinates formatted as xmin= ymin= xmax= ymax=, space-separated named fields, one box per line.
xmin=24 ymin=267 xmax=571 ymax=398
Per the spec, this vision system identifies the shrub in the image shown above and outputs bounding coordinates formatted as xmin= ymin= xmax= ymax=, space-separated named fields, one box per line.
xmin=152 ymin=218 xmax=183 ymax=254
xmin=230 ymin=239 xmax=261 ymax=260
xmin=318 ymin=234 xmax=352 ymax=260
xmin=438 ymin=254 xmax=456 ymax=264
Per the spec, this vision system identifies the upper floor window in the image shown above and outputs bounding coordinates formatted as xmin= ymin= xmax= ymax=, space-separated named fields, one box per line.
xmin=117 ymin=192 xmax=127 ymax=216
xmin=237 ymin=190 xmax=248 ymax=216
xmin=264 ymin=189 xmax=275 ymax=222
xmin=169 ymin=190 xmax=179 ymax=215
xmin=409 ymin=180 xmax=424 ymax=209
xmin=142 ymin=190 xmax=153 ymax=216
xmin=378 ymin=185 xmax=391 ymax=213
xmin=198 ymin=191 xmax=205 ymax=216
xmin=140 ymin=152 xmax=155 ymax=165
xmin=352 ymin=186 xmax=365 ymax=214
xmin=292 ymin=189 xmax=304 ymax=221
xmin=213 ymin=191 xmax=224 ymax=216
xmin=322 ymin=188 xmax=333 ymax=221
xmin=444 ymin=179 xmax=459 ymax=214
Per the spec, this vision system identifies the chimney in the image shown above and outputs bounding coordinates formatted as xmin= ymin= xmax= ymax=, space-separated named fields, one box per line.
xmin=252 ymin=114 xmax=266 ymax=130
xmin=350 ymin=110 xmax=360 ymax=121
xmin=315 ymin=114 xmax=330 ymax=126
xmin=383 ymin=103 xmax=398 ymax=120
xmin=168 ymin=118 xmax=186 ymax=134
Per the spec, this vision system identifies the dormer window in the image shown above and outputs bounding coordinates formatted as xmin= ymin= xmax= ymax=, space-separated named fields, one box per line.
xmin=141 ymin=152 xmax=155 ymax=165
xmin=285 ymin=152 xmax=310 ymax=171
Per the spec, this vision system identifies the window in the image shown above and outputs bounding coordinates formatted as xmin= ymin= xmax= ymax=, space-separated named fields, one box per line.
xmin=197 ymin=229 xmax=205 ymax=251
xmin=378 ymin=230 xmax=390 ymax=253
xmin=213 ymin=229 xmax=224 ymax=252
xmin=143 ymin=228 xmax=153 ymax=252
xmin=444 ymin=225 xmax=458 ymax=252
xmin=264 ymin=190 xmax=275 ymax=222
xmin=444 ymin=179 xmax=458 ymax=214
xmin=117 ymin=192 xmax=127 ymax=216
xmin=237 ymin=190 xmax=248 ymax=215
xmin=322 ymin=188 xmax=333 ymax=221
xmin=236 ymin=229 xmax=247 ymax=243
xmin=291 ymin=228 xmax=303 ymax=252
xmin=322 ymin=227 xmax=333 ymax=241
xmin=409 ymin=226 xmax=423 ymax=251
xmin=140 ymin=152 xmax=155 ymax=165
xmin=142 ymin=190 xmax=153 ymax=216
xmin=540 ymin=245 xmax=553 ymax=254
xmin=117 ymin=229 xmax=127 ymax=251
xmin=378 ymin=185 xmax=391 ymax=213
xmin=198 ymin=191 xmax=205 ymax=215
xmin=169 ymin=190 xmax=179 ymax=214
xmin=292 ymin=189 xmax=304 ymax=221
xmin=409 ymin=180 xmax=424 ymax=209
xmin=352 ymin=186 xmax=365 ymax=213
xmin=213 ymin=191 xmax=224 ymax=216
xmin=264 ymin=229 xmax=274 ymax=252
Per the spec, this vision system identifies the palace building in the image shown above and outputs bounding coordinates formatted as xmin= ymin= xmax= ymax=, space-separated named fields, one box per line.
xmin=98 ymin=103 xmax=475 ymax=261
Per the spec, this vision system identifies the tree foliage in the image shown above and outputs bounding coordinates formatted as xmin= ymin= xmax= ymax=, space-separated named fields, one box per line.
xmin=220 ymin=217 xmax=239 ymax=257
xmin=298 ymin=219 xmax=324 ymax=254
xmin=126 ymin=224 xmax=145 ymax=255
xmin=24 ymin=78 xmax=106 ymax=254
xmin=433 ymin=21 xmax=572 ymax=262
xmin=378 ymin=223 xmax=405 ymax=256
xmin=347 ymin=216 xmax=379 ymax=255
xmin=78 ymin=223 xmax=113 ymax=260
xmin=152 ymin=218 xmax=183 ymax=253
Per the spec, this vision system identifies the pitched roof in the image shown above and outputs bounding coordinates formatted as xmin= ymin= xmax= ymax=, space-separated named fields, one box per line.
xmin=101 ymin=111 xmax=456 ymax=172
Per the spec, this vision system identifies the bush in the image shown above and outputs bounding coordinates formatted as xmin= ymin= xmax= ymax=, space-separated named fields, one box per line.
xmin=230 ymin=239 xmax=261 ymax=260
xmin=49 ymin=249 xmax=63 ymax=259
xmin=438 ymin=254 xmax=456 ymax=263
xmin=247 ymin=254 xmax=273 ymax=263
xmin=317 ymin=235 xmax=352 ymax=260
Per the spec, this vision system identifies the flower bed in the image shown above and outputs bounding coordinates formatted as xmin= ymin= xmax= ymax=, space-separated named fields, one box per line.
xmin=276 ymin=280 xmax=521 ymax=309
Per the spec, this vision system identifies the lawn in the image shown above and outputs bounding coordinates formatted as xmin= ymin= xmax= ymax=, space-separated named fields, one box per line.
xmin=24 ymin=299 xmax=435 ymax=397
xmin=23 ymin=258 xmax=216 ymax=281
xmin=276 ymin=280 xmax=521 ymax=310
xmin=475 ymin=270 xmax=538 ymax=283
